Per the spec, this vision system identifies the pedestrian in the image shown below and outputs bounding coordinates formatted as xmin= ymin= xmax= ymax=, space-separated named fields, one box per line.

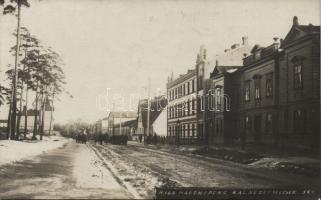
xmin=139 ymin=135 xmax=142 ymax=143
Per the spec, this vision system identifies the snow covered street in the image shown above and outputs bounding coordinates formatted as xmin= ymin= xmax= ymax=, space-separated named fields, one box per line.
xmin=0 ymin=138 xmax=319 ymax=199
xmin=91 ymin=142 xmax=320 ymax=199
xmin=0 ymin=140 xmax=133 ymax=199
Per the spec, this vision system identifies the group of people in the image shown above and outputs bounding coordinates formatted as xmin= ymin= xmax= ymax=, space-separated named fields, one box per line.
xmin=110 ymin=135 xmax=128 ymax=145
xmin=138 ymin=133 xmax=166 ymax=145
xmin=75 ymin=133 xmax=87 ymax=144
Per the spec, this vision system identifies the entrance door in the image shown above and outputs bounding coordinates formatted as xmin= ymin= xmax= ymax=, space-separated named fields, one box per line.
xmin=254 ymin=115 xmax=262 ymax=143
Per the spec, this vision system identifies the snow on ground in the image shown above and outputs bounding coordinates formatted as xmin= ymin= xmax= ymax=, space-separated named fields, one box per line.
xmin=72 ymin=144 xmax=121 ymax=190
xmin=0 ymin=136 xmax=69 ymax=166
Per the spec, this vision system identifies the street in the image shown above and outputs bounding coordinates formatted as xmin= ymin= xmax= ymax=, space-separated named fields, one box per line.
xmin=0 ymin=139 xmax=319 ymax=199
xmin=91 ymin=142 xmax=320 ymax=199
xmin=0 ymin=141 xmax=134 ymax=199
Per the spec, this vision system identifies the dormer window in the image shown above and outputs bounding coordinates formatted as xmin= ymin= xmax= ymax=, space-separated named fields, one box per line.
xmin=254 ymin=51 xmax=261 ymax=60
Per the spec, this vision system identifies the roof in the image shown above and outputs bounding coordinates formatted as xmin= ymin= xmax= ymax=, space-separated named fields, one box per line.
xmin=281 ymin=16 xmax=320 ymax=48
xmin=167 ymin=69 xmax=196 ymax=89
xmin=108 ymin=111 xmax=137 ymax=119
xmin=214 ymin=42 xmax=253 ymax=67
xmin=243 ymin=43 xmax=279 ymax=66
xmin=210 ymin=66 xmax=240 ymax=78
xmin=209 ymin=41 xmax=253 ymax=77
xmin=138 ymin=96 xmax=167 ymax=128
xmin=113 ymin=119 xmax=137 ymax=128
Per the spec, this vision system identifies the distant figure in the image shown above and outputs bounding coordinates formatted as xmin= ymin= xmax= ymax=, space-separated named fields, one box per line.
xmin=153 ymin=133 xmax=157 ymax=145
xmin=139 ymin=135 xmax=142 ymax=143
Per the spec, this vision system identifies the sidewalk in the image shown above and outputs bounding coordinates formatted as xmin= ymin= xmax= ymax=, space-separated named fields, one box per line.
xmin=128 ymin=141 xmax=320 ymax=176
xmin=0 ymin=136 xmax=69 ymax=166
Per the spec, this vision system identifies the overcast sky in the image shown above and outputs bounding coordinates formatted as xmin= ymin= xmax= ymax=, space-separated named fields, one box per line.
xmin=0 ymin=0 xmax=320 ymax=124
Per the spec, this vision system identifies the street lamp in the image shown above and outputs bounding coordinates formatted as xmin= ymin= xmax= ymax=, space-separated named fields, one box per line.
xmin=176 ymin=119 xmax=181 ymax=146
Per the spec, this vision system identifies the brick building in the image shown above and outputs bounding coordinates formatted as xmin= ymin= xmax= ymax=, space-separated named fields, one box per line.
xmin=204 ymin=37 xmax=252 ymax=145
xmin=237 ymin=16 xmax=320 ymax=150
xmin=166 ymin=46 xmax=207 ymax=144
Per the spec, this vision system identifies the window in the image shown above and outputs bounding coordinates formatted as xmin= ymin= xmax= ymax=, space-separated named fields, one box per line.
xmin=254 ymin=78 xmax=261 ymax=100
xmin=294 ymin=64 xmax=303 ymax=89
xmin=245 ymin=116 xmax=252 ymax=131
xmin=216 ymin=88 xmax=222 ymax=110
xmin=192 ymin=124 xmax=195 ymax=138
xmin=183 ymin=84 xmax=185 ymax=96
xmin=192 ymin=79 xmax=195 ymax=92
xmin=184 ymin=101 xmax=188 ymax=116
xmin=266 ymin=73 xmax=273 ymax=97
xmin=294 ymin=109 xmax=305 ymax=133
xmin=245 ymin=81 xmax=250 ymax=101
xmin=187 ymin=81 xmax=190 ymax=94
xmin=265 ymin=113 xmax=272 ymax=133
xmin=185 ymin=83 xmax=188 ymax=95
xmin=255 ymin=51 xmax=261 ymax=60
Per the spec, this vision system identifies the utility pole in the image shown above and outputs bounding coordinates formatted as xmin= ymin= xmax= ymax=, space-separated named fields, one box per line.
xmin=11 ymin=1 xmax=22 ymax=140
xmin=146 ymin=78 xmax=151 ymax=143
xmin=119 ymin=116 xmax=122 ymax=135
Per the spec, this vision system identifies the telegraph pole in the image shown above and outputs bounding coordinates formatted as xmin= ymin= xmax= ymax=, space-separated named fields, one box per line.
xmin=146 ymin=78 xmax=151 ymax=144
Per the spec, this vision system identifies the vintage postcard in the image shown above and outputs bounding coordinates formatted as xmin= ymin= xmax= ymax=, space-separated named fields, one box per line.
xmin=0 ymin=0 xmax=320 ymax=199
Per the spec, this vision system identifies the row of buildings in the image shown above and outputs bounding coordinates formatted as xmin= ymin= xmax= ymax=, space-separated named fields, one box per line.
xmin=166 ymin=16 xmax=320 ymax=150
xmin=95 ymin=96 xmax=168 ymax=140
xmin=95 ymin=17 xmax=319 ymax=151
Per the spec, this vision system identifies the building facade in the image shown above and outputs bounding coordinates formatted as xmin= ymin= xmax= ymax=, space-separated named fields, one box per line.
xmin=166 ymin=17 xmax=319 ymax=152
xmin=237 ymin=16 xmax=320 ymax=150
xmin=166 ymin=47 xmax=207 ymax=144
xmin=136 ymin=96 xmax=167 ymax=140
xmin=106 ymin=111 xmax=137 ymax=136
xmin=204 ymin=37 xmax=252 ymax=145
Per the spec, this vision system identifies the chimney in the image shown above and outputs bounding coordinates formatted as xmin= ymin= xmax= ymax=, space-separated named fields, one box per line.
xmin=273 ymin=37 xmax=279 ymax=44
xmin=273 ymin=37 xmax=279 ymax=50
xmin=231 ymin=43 xmax=240 ymax=49
xmin=242 ymin=36 xmax=248 ymax=45
xmin=293 ymin=16 xmax=299 ymax=26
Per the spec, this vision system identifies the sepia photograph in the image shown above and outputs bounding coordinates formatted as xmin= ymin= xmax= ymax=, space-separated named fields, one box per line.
xmin=0 ymin=0 xmax=320 ymax=199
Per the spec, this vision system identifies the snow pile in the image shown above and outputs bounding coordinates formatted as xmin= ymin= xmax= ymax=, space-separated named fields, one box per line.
xmin=72 ymin=145 xmax=121 ymax=189
xmin=0 ymin=136 xmax=68 ymax=166
xmin=250 ymin=157 xmax=320 ymax=175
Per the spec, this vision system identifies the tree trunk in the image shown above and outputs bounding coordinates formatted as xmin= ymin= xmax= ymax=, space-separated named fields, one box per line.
xmin=40 ymin=99 xmax=45 ymax=140
xmin=32 ymin=83 xmax=39 ymax=140
xmin=10 ymin=0 xmax=22 ymax=140
xmin=48 ymin=93 xmax=54 ymax=136
xmin=16 ymin=84 xmax=24 ymax=140
xmin=24 ymin=88 xmax=28 ymax=139
xmin=6 ymin=103 xmax=11 ymax=140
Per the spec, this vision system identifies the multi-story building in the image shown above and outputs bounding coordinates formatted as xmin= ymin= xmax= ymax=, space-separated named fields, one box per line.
xmin=135 ymin=96 xmax=167 ymax=140
xmin=166 ymin=46 xmax=207 ymax=144
xmin=166 ymin=16 xmax=319 ymax=152
xmin=204 ymin=37 xmax=252 ymax=145
xmin=277 ymin=16 xmax=320 ymax=150
xmin=237 ymin=16 xmax=320 ymax=151
xmin=239 ymin=40 xmax=281 ymax=146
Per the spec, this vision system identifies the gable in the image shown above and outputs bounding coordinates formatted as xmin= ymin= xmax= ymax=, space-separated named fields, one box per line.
xmin=282 ymin=26 xmax=308 ymax=47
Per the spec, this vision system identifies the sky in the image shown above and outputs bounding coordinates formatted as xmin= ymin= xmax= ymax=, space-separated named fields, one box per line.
xmin=0 ymin=0 xmax=320 ymax=124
